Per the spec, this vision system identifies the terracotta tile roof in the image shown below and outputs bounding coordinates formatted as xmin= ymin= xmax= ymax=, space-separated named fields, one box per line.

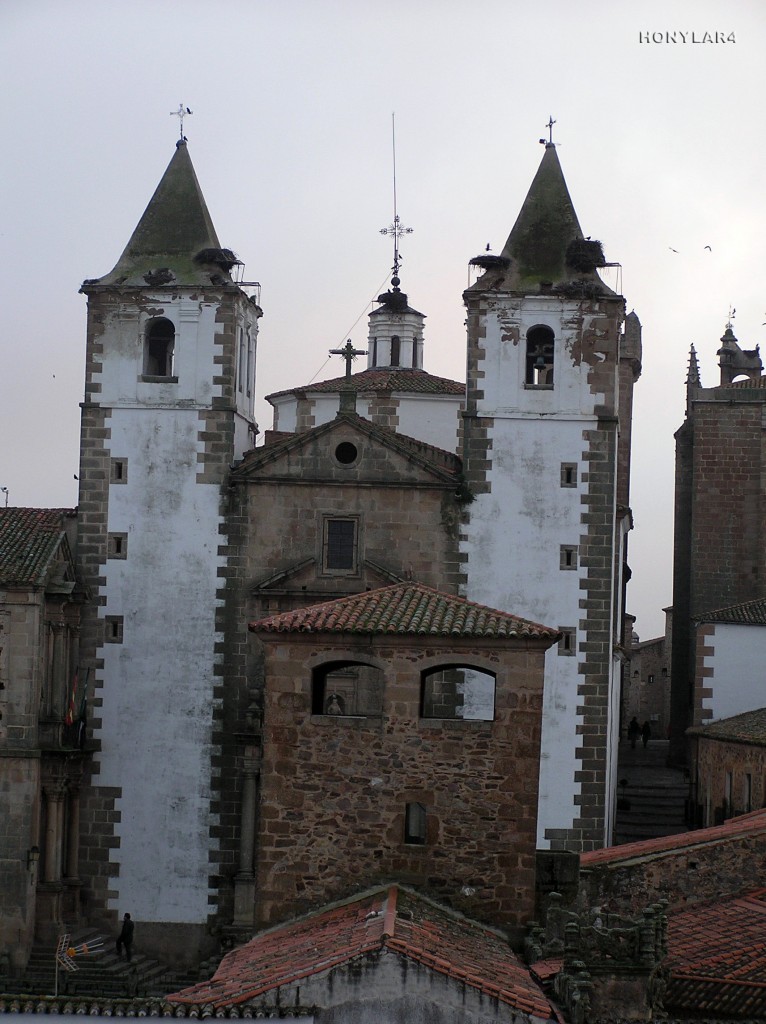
xmin=0 ymin=508 xmax=75 ymax=587
xmin=687 ymin=707 xmax=766 ymax=746
xmin=166 ymin=886 xmax=554 ymax=1018
xmin=580 ymin=807 xmax=766 ymax=867
xmin=267 ymin=367 xmax=465 ymax=401
xmin=696 ymin=597 xmax=766 ymax=625
xmin=250 ymin=582 xmax=559 ymax=641
xmin=664 ymin=888 xmax=766 ymax=1017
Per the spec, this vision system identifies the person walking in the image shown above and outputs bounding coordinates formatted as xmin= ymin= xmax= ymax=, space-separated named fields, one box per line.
xmin=641 ymin=721 xmax=652 ymax=749
xmin=116 ymin=912 xmax=134 ymax=962
xmin=628 ymin=717 xmax=640 ymax=750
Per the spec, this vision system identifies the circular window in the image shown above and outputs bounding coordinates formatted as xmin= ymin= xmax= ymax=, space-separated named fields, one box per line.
xmin=335 ymin=442 xmax=358 ymax=465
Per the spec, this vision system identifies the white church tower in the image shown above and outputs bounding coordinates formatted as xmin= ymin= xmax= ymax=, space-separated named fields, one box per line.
xmin=460 ymin=140 xmax=640 ymax=852
xmin=76 ymin=140 xmax=261 ymax=960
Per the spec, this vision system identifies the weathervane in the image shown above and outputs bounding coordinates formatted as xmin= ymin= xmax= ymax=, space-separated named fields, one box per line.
xmin=170 ymin=103 xmax=193 ymax=141
xmin=539 ymin=115 xmax=557 ymax=147
xmin=379 ymin=113 xmax=413 ymax=282
xmin=727 ymin=305 xmax=736 ymax=329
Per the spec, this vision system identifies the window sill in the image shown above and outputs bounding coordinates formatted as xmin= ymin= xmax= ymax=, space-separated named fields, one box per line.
xmin=523 ymin=383 xmax=554 ymax=390
xmin=310 ymin=714 xmax=382 ymax=727
xmin=140 ymin=375 xmax=179 ymax=384
xmin=419 ymin=718 xmax=494 ymax=729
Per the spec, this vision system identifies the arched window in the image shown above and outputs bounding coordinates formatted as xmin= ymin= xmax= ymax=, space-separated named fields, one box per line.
xmin=525 ymin=325 xmax=555 ymax=387
xmin=390 ymin=335 xmax=400 ymax=367
xmin=143 ymin=318 xmax=175 ymax=378
xmin=311 ymin=660 xmax=384 ymax=717
xmin=420 ymin=665 xmax=496 ymax=721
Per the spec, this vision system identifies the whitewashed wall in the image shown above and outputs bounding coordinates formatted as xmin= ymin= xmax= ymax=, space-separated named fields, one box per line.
xmin=92 ymin=293 xmax=227 ymax=923
xmin=703 ymin=623 xmax=766 ymax=721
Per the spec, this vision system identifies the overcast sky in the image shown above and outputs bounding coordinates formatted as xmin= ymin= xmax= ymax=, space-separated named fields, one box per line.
xmin=1 ymin=0 xmax=764 ymax=639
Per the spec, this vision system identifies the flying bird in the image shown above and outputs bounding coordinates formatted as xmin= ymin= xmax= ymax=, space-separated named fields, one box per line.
xmin=704 ymin=245 xmax=712 ymax=251
xmin=669 ymin=247 xmax=679 ymax=253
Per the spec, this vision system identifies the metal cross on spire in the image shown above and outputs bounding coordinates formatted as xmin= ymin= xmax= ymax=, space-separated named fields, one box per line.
xmin=329 ymin=340 xmax=367 ymax=378
xmin=379 ymin=113 xmax=413 ymax=282
xmin=540 ymin=114 xmax=558 ymax=147
xmin=170 ymin=103 xmax=193 ymax=140
xmin=727 ymin=305 xmax=736 ymax=329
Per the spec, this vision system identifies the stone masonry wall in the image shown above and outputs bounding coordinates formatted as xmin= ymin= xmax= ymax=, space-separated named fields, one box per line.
xmin=690 ymin=399 xmax=766 ymax=617
xmin=75 ymin=289 xmax=115 ymax=923
xmin=580 ymin=818 xmax=766 ymax=915
xmin=254 ymin=634 xmax=547 ymax=940
xmin=693 ymin=735 xmax=766 ymax=825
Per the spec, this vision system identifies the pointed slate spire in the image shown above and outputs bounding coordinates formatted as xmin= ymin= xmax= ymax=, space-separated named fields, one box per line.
xmin=467 ymin=144 xmax=611 ymax=295
xmin=94 ymin=141 xmax=236 ymax=287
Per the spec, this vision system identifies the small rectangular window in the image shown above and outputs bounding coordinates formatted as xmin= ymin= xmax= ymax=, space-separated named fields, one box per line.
xmin=323 ymin=518 xmax=358 ymax=573
xmin=110 ymin=459 xmax=128 ymax=484
xmin=107 ymin=533 xmax=128 ymax=560
xmin=558 ymin=628 xmax=576 ymax=656
xmin=744 ymin=773 xmax=752 ymax=813
xmin=404 ymin=802 xmax=427 ymax=845
xmin=560 ymin=545 xmax=578 ymax=570
xmin=104 ymin=616 xmax=124 ymax=644
xmin=560 ymin=463 xmax=578 ymax=487
xmin=648 ymin=673 xmax=655 ymax=684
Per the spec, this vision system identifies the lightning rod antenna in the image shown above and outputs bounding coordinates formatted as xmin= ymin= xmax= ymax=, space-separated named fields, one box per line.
xmin=379 ymin=112 xmax=413 ymax=285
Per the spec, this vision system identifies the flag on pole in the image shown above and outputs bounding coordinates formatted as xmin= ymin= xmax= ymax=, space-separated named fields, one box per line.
xmin=64 ymin=668 xmax=79 ymax=726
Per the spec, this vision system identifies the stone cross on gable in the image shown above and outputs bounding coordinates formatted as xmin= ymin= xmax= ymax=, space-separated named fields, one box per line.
xmin=329 ymin=340 xmax=367 ymax=378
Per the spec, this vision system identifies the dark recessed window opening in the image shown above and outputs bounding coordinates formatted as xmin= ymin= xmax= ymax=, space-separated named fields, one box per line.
xmin=558 ymin=628 xmax=576 ymax=656
xmin=143 ymin=318 xmax=175 ymax=378
xmin=390 ymin=335 xmax=400 ymax=367
xmin=324 ymin=518 xmax=357 ymax=572
xmin=110 ymin=459 xmax=127 ymax=484
xmin=525 ymin=325 xmax=555 ymax=387
xmin=404 ymin=802 xmax=427 ymax=845
xmin=311 ymin=661 xmax=384 ymax=716
xmin=104 ymin=616 xmax=124 ymax=644
xmin=560 ymin=545 xmax=578 ymax=570
xmin=420 ymin=665 xmax=495 ymax=721
xmin=107 ymin=533 xmax=128 ymax=560
xmin=335 ymin=442 xmax=358 ymax=465
xmin=561 ymin=463 xmax=578 ymax=487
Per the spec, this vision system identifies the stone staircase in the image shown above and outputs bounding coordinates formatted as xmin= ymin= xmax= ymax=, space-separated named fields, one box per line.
xmin=613 ymin=739 xmax=690 ymax=845
xmin=10 ymin=929 xmax=203 ymax=999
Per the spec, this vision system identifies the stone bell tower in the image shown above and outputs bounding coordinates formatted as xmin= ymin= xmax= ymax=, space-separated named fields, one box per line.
xmin=76 ymin=140 xmax=261 ymax=960
xmin=460 ymin=140 xmax=639 ymax=852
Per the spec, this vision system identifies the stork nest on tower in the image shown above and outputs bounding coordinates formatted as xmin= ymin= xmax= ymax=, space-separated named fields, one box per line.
xmin=565 ymin=238 xmax=606 ymax=273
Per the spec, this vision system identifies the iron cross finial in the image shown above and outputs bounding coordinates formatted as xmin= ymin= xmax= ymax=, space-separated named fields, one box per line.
xmin=379 ymin=215 xmax=413 ymax=279
xmin=329 ymin=340 xmax=367 ymax=378
xmin=546 ymin=115 xmax=557 ymax=145
xmin=170 ymin=103 xmax=193 ymax=140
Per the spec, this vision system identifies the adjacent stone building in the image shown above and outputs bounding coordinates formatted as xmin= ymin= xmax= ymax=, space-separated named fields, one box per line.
xmin=0 ymin=508 xmax=85 ymax=969
xmin=670 ymin=331 xmax=766 ymax=762
xmin=688 ymin=707 xmax=766 ymax=826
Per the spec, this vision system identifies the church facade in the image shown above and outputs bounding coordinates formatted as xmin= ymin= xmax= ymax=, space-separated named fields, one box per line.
xmin=5 ymin=136 xmax=641 ymax=968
